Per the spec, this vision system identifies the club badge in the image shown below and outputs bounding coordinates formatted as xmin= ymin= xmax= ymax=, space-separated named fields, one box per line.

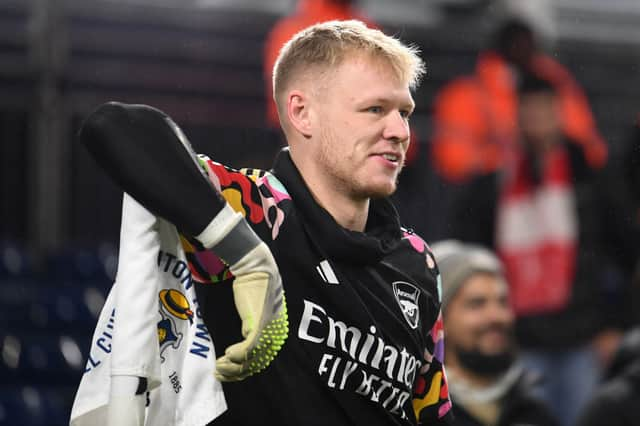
xmin=392 ymin=281 xmax=421 ymax=329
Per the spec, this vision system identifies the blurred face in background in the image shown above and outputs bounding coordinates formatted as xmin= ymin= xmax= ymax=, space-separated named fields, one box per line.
xmin=495 ymin=20 xmax=537 ymax=71
xmin=444 ymin=272 xmax=516 ymax=377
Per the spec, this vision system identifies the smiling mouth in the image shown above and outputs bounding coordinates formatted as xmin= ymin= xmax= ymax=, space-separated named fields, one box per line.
xmin=382 ymin=153 xmax=399 ymax=162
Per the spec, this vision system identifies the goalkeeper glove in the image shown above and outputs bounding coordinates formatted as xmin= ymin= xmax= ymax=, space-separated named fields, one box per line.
xmin=197 ymin=203 xmax=288 ymax=382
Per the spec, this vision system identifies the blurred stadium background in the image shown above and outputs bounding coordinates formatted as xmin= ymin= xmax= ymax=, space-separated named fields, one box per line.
xmin=0 ymin=0 xmax=639 ymax=424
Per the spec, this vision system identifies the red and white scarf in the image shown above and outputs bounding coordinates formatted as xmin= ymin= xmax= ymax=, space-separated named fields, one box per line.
xmin=496 ymin=146 xmax=578 ymax=316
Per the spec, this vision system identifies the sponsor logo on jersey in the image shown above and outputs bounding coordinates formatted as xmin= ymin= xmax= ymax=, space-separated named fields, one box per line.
xmin=298 ymin=299 xmax=422 ymax=420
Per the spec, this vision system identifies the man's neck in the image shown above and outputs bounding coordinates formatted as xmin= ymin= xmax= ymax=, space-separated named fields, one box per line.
xmin=315 ymin=187 xmax=369 ymax=232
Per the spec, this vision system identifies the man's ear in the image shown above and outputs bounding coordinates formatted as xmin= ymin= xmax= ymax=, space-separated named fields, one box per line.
xmin=286 ymin=90 xmax=312 ymax=138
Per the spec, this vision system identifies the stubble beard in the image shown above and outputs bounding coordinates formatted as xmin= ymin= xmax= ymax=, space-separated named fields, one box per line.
xmin=317 ymin=129 xmax=401 ymax=200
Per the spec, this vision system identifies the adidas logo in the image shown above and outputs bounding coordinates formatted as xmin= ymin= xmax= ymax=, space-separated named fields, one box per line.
xmin=316 ymin=260 xmax=339 ymax=285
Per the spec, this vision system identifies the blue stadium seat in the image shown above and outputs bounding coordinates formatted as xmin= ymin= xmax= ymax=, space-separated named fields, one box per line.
xmin=0 ymin=333 xmax=87 ymax=386
xmin=0 ymin=386 xmax=48 ymax=425
xmin=45 ymin=247 xmax=113 ymax=286
xmin=0 ymin=385 xmax=74 ymax=426
xmin=41 ymin=385 xmax=77 ymax=426
xmin=0 ymin=284 xmax=106 ymax=334
xmin=0 ymin=241 xmax=32 ymax=280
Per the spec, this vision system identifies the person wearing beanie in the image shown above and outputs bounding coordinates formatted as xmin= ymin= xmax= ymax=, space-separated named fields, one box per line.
xmin=432 ymin=240 xmax=558 ymax=426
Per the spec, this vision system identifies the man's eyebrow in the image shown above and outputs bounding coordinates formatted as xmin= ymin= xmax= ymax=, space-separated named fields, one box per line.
xmin=362 ymin=97 xmax=415 ymax=110
xmin=465 ymin=294 xmax=488 ymax=303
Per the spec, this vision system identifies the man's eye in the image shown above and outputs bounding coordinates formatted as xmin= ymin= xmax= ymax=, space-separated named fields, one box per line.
xmin=466 ymin=298 xmax=485 ymax=309
xmin=367 ymin=106 xmax=383 ymax=114
xmin=400 ymin=110 xmax=412 ymax=119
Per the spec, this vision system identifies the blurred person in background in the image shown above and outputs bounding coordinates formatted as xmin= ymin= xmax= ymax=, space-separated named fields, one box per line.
xmin=430 ymin=18 xmax=606 ymax=184
xmin=431 ymin=240 xmax=558 ymax=426
xmin=576 ymin=326 xmax=640 ymax=426
xmin=442 ymin=75 xmax=638 ymax=426
xmin=263 ymin=0 xmax=377 ymax=130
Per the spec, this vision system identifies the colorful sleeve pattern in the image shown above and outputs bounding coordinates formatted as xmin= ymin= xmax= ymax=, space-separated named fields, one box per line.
xmin=402 ymin=230 xmax=453 ymax=423
xmin=180 ymin=156 xmax=291 ymax=286
xmin=412 ymin=311 xmax=451 ymax=423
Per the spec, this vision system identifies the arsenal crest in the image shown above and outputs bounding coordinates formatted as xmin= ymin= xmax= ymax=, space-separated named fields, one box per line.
xmin=392 ymin=281 xmax=421 ymax=330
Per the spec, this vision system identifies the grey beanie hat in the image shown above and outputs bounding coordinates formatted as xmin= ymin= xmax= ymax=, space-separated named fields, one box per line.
xmin=430 ymin=240 xmax=504 ymax=310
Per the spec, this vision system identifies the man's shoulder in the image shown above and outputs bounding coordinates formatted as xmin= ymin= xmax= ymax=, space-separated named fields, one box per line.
xmin=500 ymin=373 xmax=561 ymax=425
xmin=392 ymin=228 xmax=442 ymax=304
xmin=197 ymin=155 xmax=289 ymax=196
xmin=399 ymin=228 xmax=437 ymax=261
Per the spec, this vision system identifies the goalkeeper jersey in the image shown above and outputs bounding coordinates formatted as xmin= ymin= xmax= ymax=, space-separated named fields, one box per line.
xmin=184 ymin=149 xmax=452 ymax=425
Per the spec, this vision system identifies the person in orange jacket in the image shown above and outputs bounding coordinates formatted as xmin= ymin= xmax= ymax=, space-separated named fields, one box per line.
xmin=431 ymin=18 xmax=607 ymax=183
xmin=263 ymin=0 xmax=377 ymax=129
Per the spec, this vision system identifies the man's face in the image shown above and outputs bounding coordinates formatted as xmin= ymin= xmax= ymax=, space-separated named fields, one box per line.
xmin=505 ymin=32 xmax=535 ymax=70
xmin=309 ymin=55 xmax=414 ymax=200
xmin=444 ymin=273 xmax=515 ymax=364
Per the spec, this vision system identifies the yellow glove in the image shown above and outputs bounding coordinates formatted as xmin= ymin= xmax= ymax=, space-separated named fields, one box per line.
xmin=215 ymin=243 xmax=287 ymax=381
xmin=197 ymin=205 xmax=288 ymax=382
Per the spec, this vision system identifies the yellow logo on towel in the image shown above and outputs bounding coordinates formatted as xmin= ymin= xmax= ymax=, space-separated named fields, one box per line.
xmin=159 ymin=289 xmax=194 ymax=323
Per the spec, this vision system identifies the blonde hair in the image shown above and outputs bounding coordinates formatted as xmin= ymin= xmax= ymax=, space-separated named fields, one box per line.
xmin=272 ymin=20 xmax=425 ymax=114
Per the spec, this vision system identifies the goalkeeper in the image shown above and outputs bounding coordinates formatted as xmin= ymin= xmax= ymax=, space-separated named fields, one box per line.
xmin=80 ymin=20 xmax=452 ymax=425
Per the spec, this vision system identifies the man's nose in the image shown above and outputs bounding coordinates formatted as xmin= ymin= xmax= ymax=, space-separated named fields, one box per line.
xmin=382 ymin=111 xmax=410 ymax=143
xmin=489 ymin=302 xmax=514 ymax=324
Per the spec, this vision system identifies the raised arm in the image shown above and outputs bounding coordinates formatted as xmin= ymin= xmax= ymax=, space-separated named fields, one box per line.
xmin=79 ymin=102 xmax=225 ymax=236
xmin=79 ymin=102 xmax=287 ymax=383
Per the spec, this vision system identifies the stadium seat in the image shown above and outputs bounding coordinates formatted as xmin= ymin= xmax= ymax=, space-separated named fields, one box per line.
xmin=0 ymin=333 xmax=87 ymax=386
xmin=0 ymin=284 xmax=105 ymax=333
xmin=0 ymin=241 xmax=32 ymax=280
xmin=0 ymin=385 xmax=74 ymax=426
xmin=45 ymin=247 xmax=112 ymax=286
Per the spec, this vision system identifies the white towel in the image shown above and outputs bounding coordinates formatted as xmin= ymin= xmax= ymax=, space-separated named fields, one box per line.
xmin=70 ymin=194 xmax=226 ymax=426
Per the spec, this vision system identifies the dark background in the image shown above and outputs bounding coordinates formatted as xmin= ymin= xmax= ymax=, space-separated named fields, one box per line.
xmin=0 ymin=0 xmax=639 ymax=424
